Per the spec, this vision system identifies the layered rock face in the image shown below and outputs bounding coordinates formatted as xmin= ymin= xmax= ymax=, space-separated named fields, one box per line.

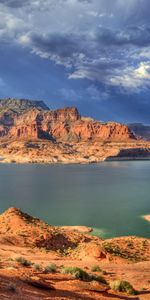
xmin=0 ymin=104 xmax=136 ymax=142
xmin=8 ymin=107 xmax=81 ymax=140
xmin=1 ymin=99 xmax=149 ymax=164
xmin=69 ymin=121 xmax=135 ymax=142
xmin=0 ymin=99 xmax=49 ymax=139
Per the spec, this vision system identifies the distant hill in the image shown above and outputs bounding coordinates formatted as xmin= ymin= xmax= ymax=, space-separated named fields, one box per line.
xmin=0 ymin=98 xmax=49 ymax=114
xmin=128 ymin=123 xmax=150 ymax=140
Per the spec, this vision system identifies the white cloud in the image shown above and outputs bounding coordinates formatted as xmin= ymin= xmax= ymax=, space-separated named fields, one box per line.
xmin=86 ymin=10 xmax=98 ymax=17
xmin=138 ymin=49 xmax=150 ymax=59
xmin=109 ymin=62 xmax=150 ymax=91
xmin=0 ymin=10 xmax=28 ymax=40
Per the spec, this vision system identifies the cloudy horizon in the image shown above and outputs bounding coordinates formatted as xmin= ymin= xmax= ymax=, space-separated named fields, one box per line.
xmin=0 ymin=0 xmax=150 ymax=123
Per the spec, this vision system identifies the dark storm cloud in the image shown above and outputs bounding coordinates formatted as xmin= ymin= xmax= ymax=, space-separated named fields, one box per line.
xmin=23 ymin=25 xmax=150 ymax=90
xmin=0 ymin=0 xmax=29 ymax=8
xmin=25 ymin=30 xmax=128 ymax=84
xmin=30 ymin=32 xmax=84 ymax=59
xmin=96 ymin=26 xmax=150 ymax=47
xmin=0 ymin=0 xmax=91 ymax=9
xmin=27 ymin=25 xmax=150 ymax=62
xmin=10 ymin=0 xmax=149 ymax=91
xmin=0 ymin=0 xmax=150 ymax=108
xmin=30 ymin=26 xmax=150 ymax=62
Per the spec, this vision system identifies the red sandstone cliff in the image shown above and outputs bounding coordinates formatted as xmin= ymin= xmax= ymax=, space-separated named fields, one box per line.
xmin=2 ymin=107 xmax=136 ymax=142
xmin=1 ymin=100 xmax=149 ymax=164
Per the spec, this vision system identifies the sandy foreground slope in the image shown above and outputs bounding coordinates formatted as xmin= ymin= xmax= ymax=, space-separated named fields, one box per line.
xmin=0 ymin=207 xmax=150 ymax=299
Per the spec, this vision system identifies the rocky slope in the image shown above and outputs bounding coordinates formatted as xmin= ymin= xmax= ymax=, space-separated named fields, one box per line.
xmin=0 ymin=98 xmax=150 ymax=163
xmin=0 ymin=98 xmax=49 ymax=138
xmin=0 ymin=207 xmax=150 ymax=299
xmin=0 ymin=98 xmax=49 ymax=113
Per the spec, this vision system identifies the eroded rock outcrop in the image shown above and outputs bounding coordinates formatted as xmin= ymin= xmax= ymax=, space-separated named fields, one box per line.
xmin=1 ymin=105 xmax=136 ymax=142
xmin=0 ymin=99 xmax=150 ymax=163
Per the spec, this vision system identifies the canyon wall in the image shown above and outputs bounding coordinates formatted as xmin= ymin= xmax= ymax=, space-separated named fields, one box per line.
xmin=0 ymin=106 xmax=136 ymax=142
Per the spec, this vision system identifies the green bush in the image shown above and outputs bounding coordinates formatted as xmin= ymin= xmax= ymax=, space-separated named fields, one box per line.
xmin=91 ymin=265 xmax=102 ymax=272
xmin=44 ymin=263 xmax=56 ymax=273
xmin=110 ymin=280 xmax=136 ymax=295
xmin=14 ymin=257 xmax=32 ymax=267
xmin=90 ymin=274 xmax=107 ymax=284
xmin=33 ymin=264 xmax=42 ymax=271
xmin=61 ymin=266 xmax=107 ymax=283
xmin=61 ymin=266 xmax=90 ymax=281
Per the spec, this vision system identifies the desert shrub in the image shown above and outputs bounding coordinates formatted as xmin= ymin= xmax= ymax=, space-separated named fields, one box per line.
xmin=14 ymin=257 xmax=32 ymax=267
xmin=61 ymin=266 xmax=90 ymax=281
xmin=33 ymin=264 xmax=42 ymax=271
xmin=61 ymin=266 xmax=107 ymax=283
xmin=110 ymin=280 xmax=136 ymax=295
xmin=44 ymin=263 xmax=56 ymax=273
xmin=90 ymin=274 xmax=107 ymax=284
xmin=91 ymin=265 xmax=102 ymax=272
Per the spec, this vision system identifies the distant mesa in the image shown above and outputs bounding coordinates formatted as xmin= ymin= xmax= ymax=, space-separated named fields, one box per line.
xmin=0 ymin=98 xmax=135 ymax=142
xmin=128 ymin=123 xmax=150 ymax=140
xmin=0 ymin=98 xmax=149 ymax=163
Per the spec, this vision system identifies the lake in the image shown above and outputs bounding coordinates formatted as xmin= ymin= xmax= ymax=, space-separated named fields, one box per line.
xmin=0 ymin=161 xmax=150 ymax=238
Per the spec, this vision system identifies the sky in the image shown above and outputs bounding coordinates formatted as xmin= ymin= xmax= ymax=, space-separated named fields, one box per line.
xmin=0 ymin=0 xmax=150 ymax=123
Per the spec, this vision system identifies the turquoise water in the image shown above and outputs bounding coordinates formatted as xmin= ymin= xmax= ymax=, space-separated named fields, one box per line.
xmin=0 ymin=161 xmax=150 ymax=238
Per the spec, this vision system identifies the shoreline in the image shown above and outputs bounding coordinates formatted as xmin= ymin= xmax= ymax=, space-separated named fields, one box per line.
xmin=61 ymin=225 xmax=93 ymax=234
xmin=143 ymin=215 xmax=150 ymax=222
xmin=0 ymin=156 xmax=150 ymax=165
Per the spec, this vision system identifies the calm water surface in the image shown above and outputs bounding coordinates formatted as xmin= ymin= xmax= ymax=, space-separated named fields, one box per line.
xmin=0 ymin=161 xmax=150 ymax=238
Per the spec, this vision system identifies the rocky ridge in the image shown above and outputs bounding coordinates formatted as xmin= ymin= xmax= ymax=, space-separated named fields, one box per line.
xmin=0 ymin=98 xmax=150 ymax=163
